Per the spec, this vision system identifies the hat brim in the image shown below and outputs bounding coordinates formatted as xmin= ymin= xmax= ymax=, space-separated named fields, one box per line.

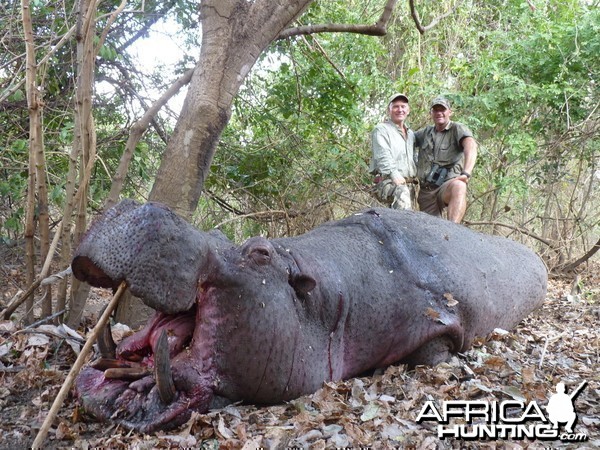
xmin=389 ymin=94 xmax=409 ymax=104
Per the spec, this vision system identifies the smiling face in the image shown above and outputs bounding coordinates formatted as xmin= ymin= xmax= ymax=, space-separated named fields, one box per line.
xmin=430 ymin=104 xmax=453 ymax=130
xmin=388 ymin=99 xmax=410 ymax=126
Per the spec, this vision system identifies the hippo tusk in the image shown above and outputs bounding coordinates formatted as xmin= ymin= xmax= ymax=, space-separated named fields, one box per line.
xmin=104 ymin=367 xmax=151 ymax=380
xmin=91 ymin=357 xmax=147 ymax=372
xmin=97 ymin=321 xmax=117 ymax=359
xmin=91 ymin=357 xmax=131 ymax=371
xmin=154 ymin=329 xmax=176 ymax=404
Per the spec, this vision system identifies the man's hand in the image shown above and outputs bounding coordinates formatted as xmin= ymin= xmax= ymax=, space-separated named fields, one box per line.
xmin=458 ymin=171 xmax=471 ymax=184
xmin=392 ymin=175 xmax=407 ymax=185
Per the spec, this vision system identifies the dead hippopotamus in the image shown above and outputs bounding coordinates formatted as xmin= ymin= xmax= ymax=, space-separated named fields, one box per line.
xmin=71 ymin=199 xmax=547 ymax=433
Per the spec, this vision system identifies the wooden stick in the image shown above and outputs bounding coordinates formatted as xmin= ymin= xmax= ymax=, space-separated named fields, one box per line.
xmin=31 ymin=281 xmax=127 ymax=450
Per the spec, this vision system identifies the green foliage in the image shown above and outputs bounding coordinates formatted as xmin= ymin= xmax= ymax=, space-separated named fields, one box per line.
xmin=1 ymin=0 xmax=597 ymax=262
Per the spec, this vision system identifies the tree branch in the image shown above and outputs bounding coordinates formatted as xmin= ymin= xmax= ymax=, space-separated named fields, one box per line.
xmin=303 ymin=35 xmax=349 ymax=84
xmin=463 ymin=220 xmax=556 ymax=248
xmin=31 ymin=282 xmax=127 ymax=449
xmin=559 ymin=238 xmax=600 ymax=273
xmin=114 ymin=0 xmax=180 ymax=53
xmin=278 ymin=0 xmax=398 ymax=39
xmin=105 ymin=67 xmax=195 ymax=209
xmin=0 ymin=24 xmax=77 ymax=103
xmin=409 ymin=0 xmax=461 ymax=35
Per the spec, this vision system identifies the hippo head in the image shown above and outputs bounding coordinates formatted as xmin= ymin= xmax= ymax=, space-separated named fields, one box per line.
xmin=72 ymin=200 xmax=320 ymax=433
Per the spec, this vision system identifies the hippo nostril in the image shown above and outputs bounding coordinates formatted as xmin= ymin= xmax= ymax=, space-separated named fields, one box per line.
xmin=155 ymin=329 xmax=177 ymax=404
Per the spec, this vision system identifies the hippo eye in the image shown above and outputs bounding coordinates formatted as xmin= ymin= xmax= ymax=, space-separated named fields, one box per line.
xmin=249 ymin=246 xmax=271 ymax=265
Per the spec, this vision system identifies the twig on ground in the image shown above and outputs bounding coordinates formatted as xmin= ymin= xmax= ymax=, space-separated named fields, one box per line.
xmin=30 ymin=281 xmax=127 ymax=450
xmin=539 ymin=332 xmax=566 ymax=369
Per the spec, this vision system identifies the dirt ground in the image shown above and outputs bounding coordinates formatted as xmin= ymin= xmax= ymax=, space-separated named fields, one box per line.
xmin=1 ymin=244 xmax=599 ymax=449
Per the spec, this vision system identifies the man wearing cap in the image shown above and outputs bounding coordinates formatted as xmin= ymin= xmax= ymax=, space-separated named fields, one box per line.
xmin=369 ymin=93 xmax=418 ymax=210
xmin=414 ymin=96 xmax=478 ymax=223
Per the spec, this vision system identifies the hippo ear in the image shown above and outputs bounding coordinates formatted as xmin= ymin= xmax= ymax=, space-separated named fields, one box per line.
xmin=289 ymin=272 xmax=316 ymax=295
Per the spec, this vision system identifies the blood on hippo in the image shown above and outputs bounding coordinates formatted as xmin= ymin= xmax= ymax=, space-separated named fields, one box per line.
xmin=71 ymin=200 xmax=547 ymax=433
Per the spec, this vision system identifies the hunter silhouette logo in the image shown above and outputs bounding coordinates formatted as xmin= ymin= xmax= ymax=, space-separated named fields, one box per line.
xmin=546 ymin=381 xmax=586 ymax=434
xmin=416 ymin=380 xmax=589 ymax=442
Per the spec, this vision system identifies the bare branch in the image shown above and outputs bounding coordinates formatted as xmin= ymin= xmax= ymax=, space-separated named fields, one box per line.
xmin=278 ymin=0 xmax=398 ymax=39
xmin=559 ymin=238 xmax=600 ymax=273
xmin=31 ymin=282 xmax=127 ymax=449
xmin=409 ymin=0 xmax=461 ymax=35
xmin=464 ymin=220 xmax=556 ymax=248
xmin=304 ymin=36 xmax=348 ymax=83
xmin=0 ymin=24 xmax=77 ymax=103
xmin=95 ymin=0 xmax=128 ymax=56
xmin=105 ymin=67 xmax=195 ymax=209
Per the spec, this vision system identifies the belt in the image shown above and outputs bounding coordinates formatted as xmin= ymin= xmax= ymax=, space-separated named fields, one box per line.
xmin=420 ymin=181 xmax=440 ymax=190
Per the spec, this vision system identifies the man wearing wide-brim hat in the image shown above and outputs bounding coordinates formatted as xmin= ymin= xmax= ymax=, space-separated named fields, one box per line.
xmin=369 ymin=93 xmax=419 ymax=210
xmin=414 ymin=96 xmax=478 ymax=223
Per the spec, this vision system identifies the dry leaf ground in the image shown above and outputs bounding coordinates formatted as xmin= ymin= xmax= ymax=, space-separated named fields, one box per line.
xmin=1 ymin=252 xmax=598 ymax=449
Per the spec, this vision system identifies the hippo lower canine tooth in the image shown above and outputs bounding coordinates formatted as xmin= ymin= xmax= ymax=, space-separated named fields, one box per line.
xmin=97 ymin=321 xmax=117 ymax=359
xmin=72 ymin=200 xmax=547 ymax=432
xmin=154 ymin=329 xmax=176 ymax=404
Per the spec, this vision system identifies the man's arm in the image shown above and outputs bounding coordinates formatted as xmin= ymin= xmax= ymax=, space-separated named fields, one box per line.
xmin=461 ymin=136 xmax=478 ymax=176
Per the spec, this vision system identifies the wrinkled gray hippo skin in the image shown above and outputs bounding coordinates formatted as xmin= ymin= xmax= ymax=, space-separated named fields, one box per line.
xmin=72 ymin=199 xmax=547 ymax=433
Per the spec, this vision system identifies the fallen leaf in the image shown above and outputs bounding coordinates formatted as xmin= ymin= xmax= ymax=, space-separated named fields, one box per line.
xmin=27 ymin=333 xmax=50 ymax=347
xmin=483 ymin=356 xmax=506 ymax=369
xmin=499 ymin=385 xmax=526 ymax=402
xmin=216 ymin=414 xmax=234 ymax=439
xmin=360 ymin=402 xmax=381 ymax=422
xmin=444 ymin=292 xmax=459 ymax=307
xmin=425 ymin=307 xmax=440 ymax=320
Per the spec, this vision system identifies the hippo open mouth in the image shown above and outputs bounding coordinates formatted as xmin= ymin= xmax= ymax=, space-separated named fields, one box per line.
xmin=77 ymin=308 xmax=207 ymax=432
xmin=72 ymin=199 xmax=547 ymax=433
xmin=75 ymin=278 xmax=221 ymax=433
xmin=72 ymin=200 xmax=323 ymax=432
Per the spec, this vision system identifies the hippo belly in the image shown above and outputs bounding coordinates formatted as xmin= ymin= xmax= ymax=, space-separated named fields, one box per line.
xmin=71 ymin=200 xmax=547 ymax=432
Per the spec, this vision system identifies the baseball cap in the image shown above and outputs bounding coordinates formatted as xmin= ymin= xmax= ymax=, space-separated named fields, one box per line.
xmin=431 ymin=96 xmax=451 ymax=109
xmin=388 ymin=93 xmax=409 ymax=105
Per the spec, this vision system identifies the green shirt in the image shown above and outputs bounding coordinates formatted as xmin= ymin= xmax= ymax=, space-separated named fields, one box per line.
xmin=414 ymin=121 xmax=473 ymax=180
xmin=370 ymin=121 xmax=417 ymax=180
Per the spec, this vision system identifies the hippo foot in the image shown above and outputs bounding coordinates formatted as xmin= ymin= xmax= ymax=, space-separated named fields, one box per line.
xmin=402 ymin=336 xmax=455 ymax=367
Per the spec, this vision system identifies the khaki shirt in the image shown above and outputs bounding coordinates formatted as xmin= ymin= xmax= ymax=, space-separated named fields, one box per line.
xmin=414 ymin=121 xmax=473 ymax=180
xmin=370 ymin=121 xmax=417 ymax=180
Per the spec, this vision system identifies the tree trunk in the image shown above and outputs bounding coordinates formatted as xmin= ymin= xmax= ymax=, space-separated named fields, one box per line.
xmin=66 ymin=0 xmax=97 ymax=328
xmin=22 ymin=0 xmax=48 ymax=324
xmin=106 ymin=68 xmax=194 ymax=209
xmin=148 ymin=0 xmax=312 ymax=218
